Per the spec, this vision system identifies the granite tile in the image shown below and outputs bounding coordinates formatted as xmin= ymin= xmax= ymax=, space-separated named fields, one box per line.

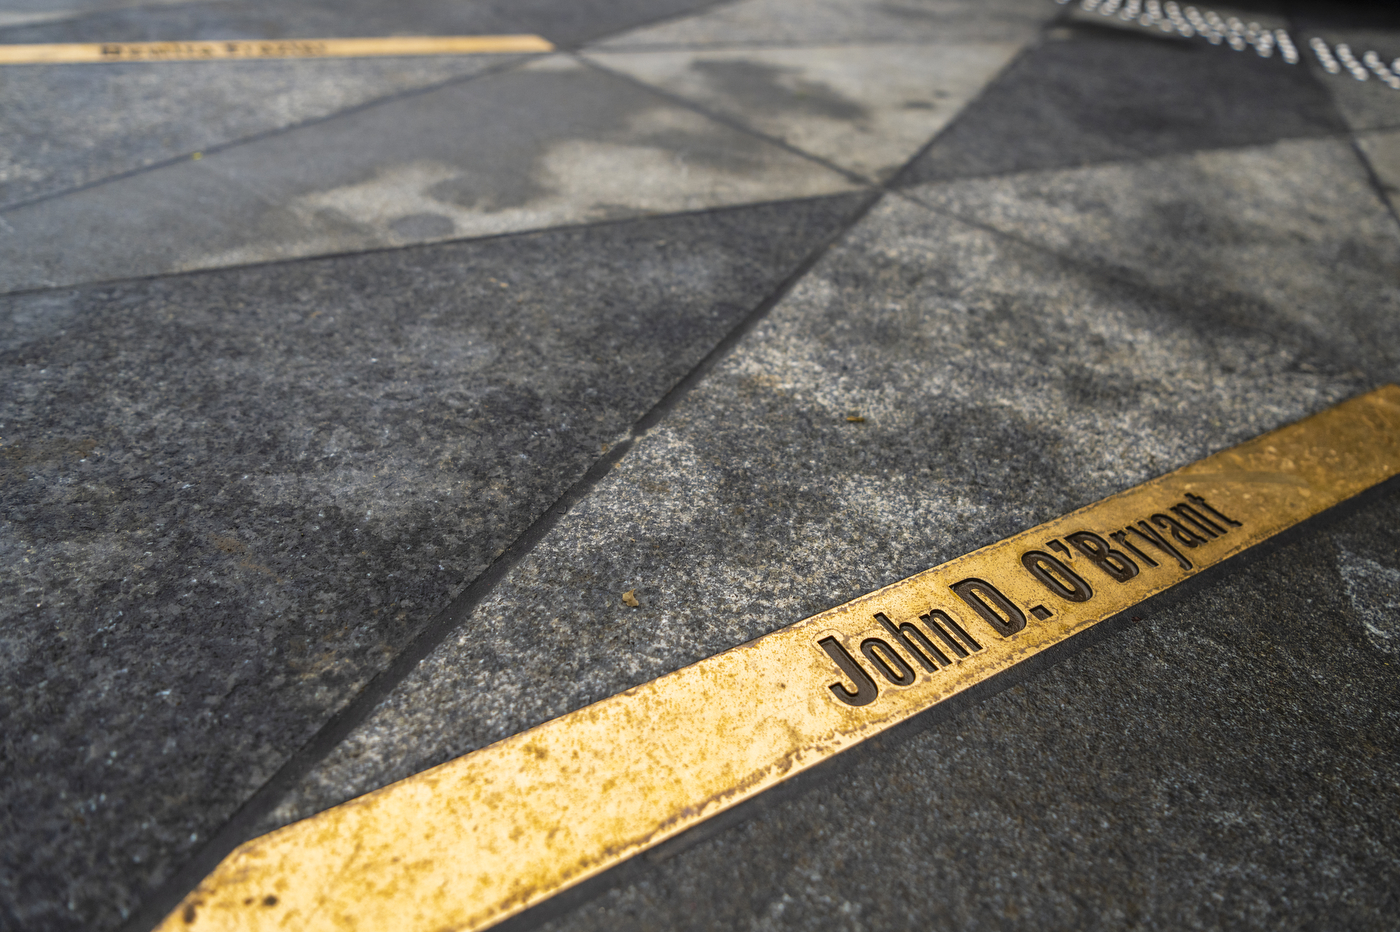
xmin=268 ymin=173 xmax=1397 ymax=855
xmin=0 ymin=56 xmax=521 ymax=210
xmin=0 ymin=0 xmax=721 ymax=47
xmin=1302 ymin=29 xmax=1400 ymax=132
xmin=905 ymin=136 xmax=1400 ymax=373
xmin=0 ymin=55 xmax=858 ymax=293
xmin=897 ymin=20 xmax=1347 ymax=184
xmin=594 ymin=0 xmax=1054 ymax=48
xmin=537 ymin=491 xmax=1400 ymax=931
xmin=1357 ymin=128 xmax=1400 ymax=214
xmin=584 ymin=41 xmax=1023 ymax=181
xmin=0 ymin=192 xmax=866 ymax=932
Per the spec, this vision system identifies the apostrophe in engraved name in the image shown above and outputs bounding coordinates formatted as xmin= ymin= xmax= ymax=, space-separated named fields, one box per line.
xmin=819 ymin=611 xmax=983 ymax=707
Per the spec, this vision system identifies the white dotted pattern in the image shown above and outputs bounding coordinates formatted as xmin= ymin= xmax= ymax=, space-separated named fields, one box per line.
xmin=1057 ymin=0 xmax=1398 ymax=90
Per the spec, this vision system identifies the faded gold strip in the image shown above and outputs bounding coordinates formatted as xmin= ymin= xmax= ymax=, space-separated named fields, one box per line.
xmin=0 ymin=35 xmax=553 ymax=64
xmin=163 ymin=386 xmax=1400 ymax=932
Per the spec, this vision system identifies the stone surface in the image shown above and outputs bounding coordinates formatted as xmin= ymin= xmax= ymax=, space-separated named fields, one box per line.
xmin=897 ymin=20 xmax=1347 ymax=184
xmin=0 ymin=0 xmax=721 ymax=47
xmin=0 ymin=193 xmax=864 ymax=932
xmin=0 ymin=55 xmax=857 ymax=293
xmin=585 ymin=41 xmax=1023 ymax=181
xmin=1357 ymin=128 xmax=1400 ymax=215
xmin=269 ymin=153 xmax=1399 ymax=855
xmin=596 ymin=0 xmax=1053 ymax=48
xmin=1303 ymin=29 xmax=1400 ymax=133
xmin=906 ymin=136 xmax=1400 ymax=375
xmin=0 ymin=56 xmax=522 ymax=210
xmin=535 ymin=492 xmax=1400 ymax=931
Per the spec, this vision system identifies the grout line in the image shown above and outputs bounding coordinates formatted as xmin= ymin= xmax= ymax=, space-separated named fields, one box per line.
xmin=0 ymin=192 xmax=864 ymax=300
xmin=1348 ymin=135 xmax=1400 ymax=233
xmin=572 ymin=51 xmax=878 ymax=187
xmin=117 ymin=186 xmax=882 ymax=932
xmin=117 ymin=16 xmax=1063 ymax=931
xmin=0 ymin=0 xmax=742 ymax=215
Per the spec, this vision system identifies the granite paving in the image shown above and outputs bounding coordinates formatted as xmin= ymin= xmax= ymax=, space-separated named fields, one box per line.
xmin=4 ymin=0 xmax=1400 ymax=931
xmin=897 ymin=18 xmax=1347 ymax=184
xmin=583 ymin=42 xmax=1024 ymax=182
xmin=0 ymin=55 xmax=859 ymax=293
xmin=270 ymin=137 xmax=1400 ymax=838
xmin=0 ymin=193 xmax=865 ymax=931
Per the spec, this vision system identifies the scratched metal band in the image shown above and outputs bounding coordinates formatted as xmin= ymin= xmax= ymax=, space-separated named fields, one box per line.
xmin=163 ymin=386 xmax=1400 ymax=932
xmin=0 ymin=35 xmax=553 ymax=64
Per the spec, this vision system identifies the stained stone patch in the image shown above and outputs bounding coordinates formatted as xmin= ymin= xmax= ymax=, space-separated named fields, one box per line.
xmin=0 ymin=193 xmax=864 ymax=932
xmin=0 ymin=56 xmax=523 ymax=210
xmin=0 ymin=55 xmax=857 ymax=294
xmin=897 ymin=20 xmax=1347 ymax=184
xmin=266 ymin=183 xmax=1395 ymax=858
xmin=584 ymin=42 xmax=1023 ymax=181
xmin=595 ymin=0 xmax=1053 ymax=48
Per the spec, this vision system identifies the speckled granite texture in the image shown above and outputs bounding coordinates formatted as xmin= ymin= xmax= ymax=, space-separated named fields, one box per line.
xmin=0 ymin=194 xmax=864 ymax=931
xmin=5 ymin=0 xmax=1400 ymax=930
xmin=272 ymin=140 xmax=1400 ymax=833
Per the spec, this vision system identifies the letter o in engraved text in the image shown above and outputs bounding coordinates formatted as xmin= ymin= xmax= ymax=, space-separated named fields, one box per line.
xmin=1021 ymin=550 xmax=1093 ymax=602
xmin=860 ymin=638 xmax=916 ymax=686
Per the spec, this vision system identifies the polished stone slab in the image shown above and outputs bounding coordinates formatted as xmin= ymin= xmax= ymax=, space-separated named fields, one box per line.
xmin=265 ymin=155 xmax=1399 ymax=931
xmin=595 ymin=0 xmax=1053 ymax=48
xmin=584 ymin=41 xmax=1023 ymax=181
xmin=0 ymin=55 xmax=857 ymax=293
xmin=0 ymin=193 xmax=864 ymax=932
xmin=898 ymin=20 xmax=1348 ymax=184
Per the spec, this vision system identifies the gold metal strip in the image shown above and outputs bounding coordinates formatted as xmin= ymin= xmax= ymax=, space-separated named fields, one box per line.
xmin=0 ymin=35 xmax=553 ymax=64
xmin=162 ymin=386 xmax=1400 ymax=932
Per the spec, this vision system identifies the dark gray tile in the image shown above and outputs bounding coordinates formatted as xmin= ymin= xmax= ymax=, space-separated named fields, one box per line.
xmin=898 ymin=21 xmax=1348 ymax=185
xmin=539 ymin=490 xmax=1400 ymax=932
xmin=0 ymin=56 xmax=856 ymax=292
xmin=0 ymin=192 xmax=865 ymax=932
xmin=906 ymin=137 xmax=1400 ymax=375
xmin=268 ymin=176 xmax=1398 ymax=903
xmin=1303 ymin=29 xmax=1400 ymax=132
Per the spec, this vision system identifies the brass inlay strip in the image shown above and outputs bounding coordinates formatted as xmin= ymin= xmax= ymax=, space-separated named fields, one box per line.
xmin=0 ymin=35 xmax=553 ymax=64
xmin=162 ymin=386 xmax=1400 ymax=932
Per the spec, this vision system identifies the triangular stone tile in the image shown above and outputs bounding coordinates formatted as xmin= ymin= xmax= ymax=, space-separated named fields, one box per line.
xmin=586 ymin=42 xmax=1023 ymax=181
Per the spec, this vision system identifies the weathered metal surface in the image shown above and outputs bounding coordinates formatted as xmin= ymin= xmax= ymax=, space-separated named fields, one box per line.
xmin=160 ymin=386 xmax=1400 ymax=932
xmin=0 ymin=36 xmax=553 ymax=64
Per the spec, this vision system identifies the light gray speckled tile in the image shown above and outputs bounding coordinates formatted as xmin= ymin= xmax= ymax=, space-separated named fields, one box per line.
xmin=0 ymin=54 xmax=858 ymax=293
xmin=584 ymin=41 xmax=1024 ymax=182
xmin=268 ymin=169 xmax=1398 ymax=906
xmin=594 ymin=0 xmax=1054 ymax=49
xmin=0 ymin=192 xmax=865 ymax=932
